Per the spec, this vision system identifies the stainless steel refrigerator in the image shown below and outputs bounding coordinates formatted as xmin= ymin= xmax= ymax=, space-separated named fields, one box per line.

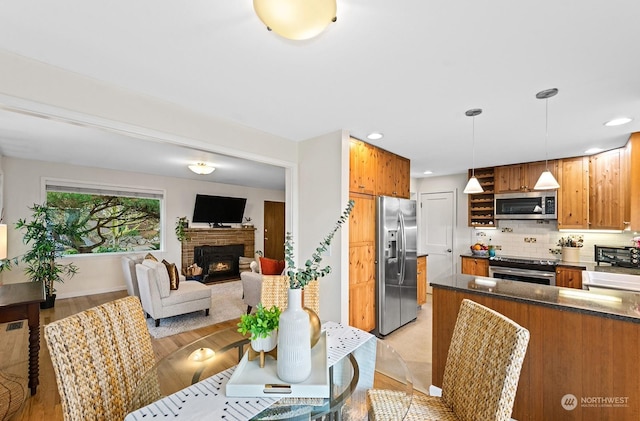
xmin=375 ymin=196 xmax=418 ymax=337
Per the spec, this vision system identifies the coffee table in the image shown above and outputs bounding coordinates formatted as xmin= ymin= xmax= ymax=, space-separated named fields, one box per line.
xmin=127 ymin=322 xmax=412 ymax=420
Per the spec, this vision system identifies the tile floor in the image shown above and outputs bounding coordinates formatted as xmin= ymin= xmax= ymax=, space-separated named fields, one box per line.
xmin=377 ymin=295 xmax=432 ymax=394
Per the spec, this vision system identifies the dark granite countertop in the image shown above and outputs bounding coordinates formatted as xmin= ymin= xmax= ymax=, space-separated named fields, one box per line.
xmin=431 ymin=273 xmax=640 ymax=324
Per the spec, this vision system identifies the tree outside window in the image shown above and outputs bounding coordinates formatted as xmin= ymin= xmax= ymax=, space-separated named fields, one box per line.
xmin=45 ymin=187 xmax=162 ymax=255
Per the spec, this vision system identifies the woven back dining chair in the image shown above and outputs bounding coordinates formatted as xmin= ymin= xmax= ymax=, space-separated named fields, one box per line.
xmin=44 ymin=296 xmax=159 ymax=421
xmin=368 ymin=299 xmax=530 ymax=421
xmin=260 ymin=275 xmax=320 ymax=314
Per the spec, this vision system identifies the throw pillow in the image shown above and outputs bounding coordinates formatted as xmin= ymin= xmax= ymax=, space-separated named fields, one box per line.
xmin=260 ymin=257 xmax=286 ymax=275
xmin=162 ymin=259 xmax=180 ymax=290
xmin=144 ymin=253 xmax=158 ymax=262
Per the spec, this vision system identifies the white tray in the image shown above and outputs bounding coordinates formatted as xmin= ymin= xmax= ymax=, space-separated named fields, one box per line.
xmin=226 ymin=332 xmax=329 ymax=398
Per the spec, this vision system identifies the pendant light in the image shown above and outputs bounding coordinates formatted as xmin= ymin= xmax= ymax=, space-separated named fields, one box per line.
xmin=253 ymin=0 xmax=337 ymax=40
xmin=463 ymin=108 xmax=484 ymax=194
xmin=533 ymin=88 xmax=560 ymax=190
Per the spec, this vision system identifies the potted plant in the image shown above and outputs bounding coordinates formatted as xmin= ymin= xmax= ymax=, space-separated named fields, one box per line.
xmin=16 ymin=204 xmax=79 ymax=308
xmin=284 ymin=199 xmax=355 ymax=289
xmin=175 ymin=216 xmax=189 ymax=242
xmin=277 ymin=200 xmax=354 ymax=383
xmin=238 ymin=303 xmax=281 ymax=367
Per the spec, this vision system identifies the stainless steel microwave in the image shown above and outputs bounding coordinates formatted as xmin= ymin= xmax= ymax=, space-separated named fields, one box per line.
xmin=494 ymin=191 xmax=557 ymax=220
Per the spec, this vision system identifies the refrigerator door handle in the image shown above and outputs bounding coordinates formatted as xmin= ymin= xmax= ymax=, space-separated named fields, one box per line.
xmin=398 ymin=212 xmax=406 ymax=285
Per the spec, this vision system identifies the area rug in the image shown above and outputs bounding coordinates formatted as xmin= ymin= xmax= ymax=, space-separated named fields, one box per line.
xmin=146 ymin=280 xmax=245 ymax=339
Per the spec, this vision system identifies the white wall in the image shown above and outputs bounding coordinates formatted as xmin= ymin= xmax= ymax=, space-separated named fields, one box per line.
xmin=297 ymin=130 xmax=350 ymax=323
xmin=1 ymin=156 xmax=284 ymax=298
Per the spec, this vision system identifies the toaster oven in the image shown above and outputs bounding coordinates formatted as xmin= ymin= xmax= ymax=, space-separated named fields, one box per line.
xmin=594 ymin=245 xmax=640 ymax=268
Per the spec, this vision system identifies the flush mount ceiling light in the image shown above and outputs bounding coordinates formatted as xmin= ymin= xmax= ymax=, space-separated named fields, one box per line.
xmin=604 ymin=117 xmax=633 ymax=127
xmin=423 ymin=170 xmax=433 ymax=175
xmin=533 ymin=88 xmax=561 ymax=191
xmin=367 ymin=132 xmax=384 ymax=140
xmin=253 ymin=0 xmax=337 ymax=40
xmin=584 ymin=147 xmax=604 ymax=154
xmin=188 ymin=163 xmax=215 ymax=175
xmin=463 ymin=108 xmax=484 ymax=194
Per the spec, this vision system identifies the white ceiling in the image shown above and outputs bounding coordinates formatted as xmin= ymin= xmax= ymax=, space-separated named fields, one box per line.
xmin=0 ymin=0 xmax=639 ymax=186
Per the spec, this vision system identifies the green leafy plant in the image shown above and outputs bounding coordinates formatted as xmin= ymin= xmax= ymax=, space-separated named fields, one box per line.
xmin=175 ymin=216 xmax=189 ymax=242
xmin=285 ymin=200 xmax=355 ymax=289
xmin=237 ymin=304 xmax=281 ymax=340
xmin=16 ymin=203 xmax=79 ymax=297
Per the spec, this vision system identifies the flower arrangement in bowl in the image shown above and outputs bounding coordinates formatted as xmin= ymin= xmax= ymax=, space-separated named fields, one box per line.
xmin=557 ymin=235 xmax=584 ymax=248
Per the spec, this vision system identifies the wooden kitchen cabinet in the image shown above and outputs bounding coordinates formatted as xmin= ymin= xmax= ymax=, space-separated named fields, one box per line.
xmin=377 ymin=149 xmax=410 ymax=198
xmin=589 ymin=149 xmax=627 ymax=230
xmin=417 ymin=255 xmax=427 ymax=305
xmin=349 ymin=138 xmax=377 ymax=195
xmin=557 ymin=156 xmax=589 ymax=229
xmin=348 ymin=193 xmax=376 ymax=332
xmin=495 ymin=160 xmax=558 ymax=193
xmin=626 ymin=133 xmax=640 ymax=231
xmin=555 ymin=266 xmax=583 ymax=289
xmin=461 ymin=256 xmax=489 ymax=277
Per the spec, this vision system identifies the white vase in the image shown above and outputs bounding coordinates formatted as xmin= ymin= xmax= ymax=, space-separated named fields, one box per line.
xmin=251 ymin=330 xmax=277 ymax=353
xmin=562 ymin=247 xmax=580 ymax=263
xmin=277 ymin=288 xmax=312 ymax=383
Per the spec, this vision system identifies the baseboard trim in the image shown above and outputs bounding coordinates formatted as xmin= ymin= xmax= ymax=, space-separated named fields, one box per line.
xmin=56 ymin=285 xmax=127 ymax=300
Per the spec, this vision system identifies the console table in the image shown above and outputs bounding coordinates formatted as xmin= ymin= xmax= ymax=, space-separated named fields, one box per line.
xmin=0 ymin=282 xmax=45 ymax=395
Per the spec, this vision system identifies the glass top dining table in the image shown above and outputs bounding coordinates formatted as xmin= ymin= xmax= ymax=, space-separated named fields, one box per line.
xmin=127 ymin=322 xmax=413 ymax=420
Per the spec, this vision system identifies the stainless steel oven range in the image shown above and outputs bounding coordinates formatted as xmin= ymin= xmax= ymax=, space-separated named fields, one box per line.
xmin=488 ymin=256 xmax=557 ymax=286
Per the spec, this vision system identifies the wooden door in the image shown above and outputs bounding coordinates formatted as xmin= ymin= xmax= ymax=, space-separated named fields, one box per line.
xmin=524 ymin=160 xmax=558 ymax=191
xmin=395 ymin=155 xmax=411 ymax=198
xmin=349 ymin=138 xmax=376 ymax=195
xmin=557 ymin=157 xmax=588 ymax=229
xmin=495 ymin=164 xmax=523 ymax=193
xmin=263 ymin=201 xmax=285 ymax=260
xmin=376 ymin=149 xmax=396 ymax=196
xmin=629 ymin=133 xmax=640 ymax=230
xmin=461 ymin=256 xmax=489 ymax=276
xmin=589 ymin=149 xmax=624 ymax=229
xmin=348 ymin=193 xmax=376 ymax=331
xmin=417 ymin=255 xmax=427 ymax=305
xmin=555 ymin=267 xmax=583 ymax=289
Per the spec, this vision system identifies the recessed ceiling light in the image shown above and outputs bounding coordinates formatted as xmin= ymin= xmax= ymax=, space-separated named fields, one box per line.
xmin=584 ymin=147 xmax=603 ymax=154
xmin=604 ymin=117 xmax=633 ymax=127
xmin=423 ymin=170 xmax=433 ymax=175
xmin=367 ymin=132 xmax=383 ymax=140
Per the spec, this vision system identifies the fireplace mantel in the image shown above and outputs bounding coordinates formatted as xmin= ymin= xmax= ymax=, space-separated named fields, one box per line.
xmin=180 ymin=228 xmax=255 ymax=275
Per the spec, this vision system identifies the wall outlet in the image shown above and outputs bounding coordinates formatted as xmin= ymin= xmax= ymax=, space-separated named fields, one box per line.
xmin=495 ymin=245 xmax=502 ymax=250
xmin=502 ymin=228 xmax=513 ymax=233
xmin=529 ymin=237 xmax=537 ymax=243
xmin=524 ymin=237 xmax=531 ymax=243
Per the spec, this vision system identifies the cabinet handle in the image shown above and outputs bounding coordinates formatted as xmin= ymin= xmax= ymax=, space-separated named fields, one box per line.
xmin=359 ymin=185 xmax=365 ymax=188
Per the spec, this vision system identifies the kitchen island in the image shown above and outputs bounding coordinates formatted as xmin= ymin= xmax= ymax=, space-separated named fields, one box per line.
xmin=431 ymin=274 xmax=640 ymax=421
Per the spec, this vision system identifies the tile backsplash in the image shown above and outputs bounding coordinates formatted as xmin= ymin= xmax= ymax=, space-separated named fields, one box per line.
xmin=472 ymin=220 xmax=638 ymax=262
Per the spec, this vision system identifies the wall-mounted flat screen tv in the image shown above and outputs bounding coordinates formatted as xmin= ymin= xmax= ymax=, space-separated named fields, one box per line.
xmin=192 ymin=194 xmax=247 ymax=226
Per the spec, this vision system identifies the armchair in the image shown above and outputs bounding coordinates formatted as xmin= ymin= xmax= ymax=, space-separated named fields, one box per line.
xmin=135 ymin=260 xmax=212 ymax=327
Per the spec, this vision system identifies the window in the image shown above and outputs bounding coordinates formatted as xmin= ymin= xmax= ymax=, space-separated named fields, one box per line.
xmin=45 ymin=181 xmax=163 ymax=255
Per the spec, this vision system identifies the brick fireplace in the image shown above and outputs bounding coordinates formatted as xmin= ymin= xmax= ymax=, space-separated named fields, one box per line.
xmin=180 ymin=228 xmax=255 ymax=281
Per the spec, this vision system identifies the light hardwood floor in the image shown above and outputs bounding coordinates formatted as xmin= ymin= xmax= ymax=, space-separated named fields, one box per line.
xmin=2 ymin=291 xmax=430 ymax=420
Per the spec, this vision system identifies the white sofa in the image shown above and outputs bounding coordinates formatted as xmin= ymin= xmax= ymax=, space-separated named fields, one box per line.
xmin=135 ymin=259 xmax=212 ymax=326
xmin=121 ymin=255 xmax=187 ymax=298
